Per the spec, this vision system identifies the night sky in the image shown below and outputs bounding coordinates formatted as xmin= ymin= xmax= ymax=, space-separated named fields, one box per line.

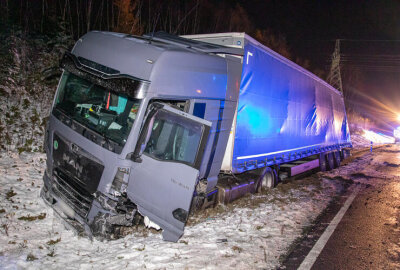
xmin=240 ymin=0 xmax=400 ymax=133
xmin=242 ymin=1 xmax=400 ymax=53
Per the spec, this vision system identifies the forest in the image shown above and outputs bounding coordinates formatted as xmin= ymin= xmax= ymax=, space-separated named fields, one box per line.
xmin=0 ymin=0 xmax=297 ymax=58
xmin=0 ymin=0 xmax=324 ymax=153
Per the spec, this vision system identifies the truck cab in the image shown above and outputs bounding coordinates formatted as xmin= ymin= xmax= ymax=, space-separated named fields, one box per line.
xmin=41 ymin=31 xmax=242 ymax=242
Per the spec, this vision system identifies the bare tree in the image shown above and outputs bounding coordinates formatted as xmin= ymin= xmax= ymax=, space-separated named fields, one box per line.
xmin=86 ymin=0 xmax=92 ymax=32
xmin=254 ymin=28 xmax=291 ymax=59
xmin=113 ymin=0 xmax=142 ymax=35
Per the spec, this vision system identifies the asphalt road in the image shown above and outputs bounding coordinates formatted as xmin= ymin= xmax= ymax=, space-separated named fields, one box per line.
xmin=282 ymin=145 xmax=400 ymax=270
xmin=312 ymin=169 xmax=400 ymax=269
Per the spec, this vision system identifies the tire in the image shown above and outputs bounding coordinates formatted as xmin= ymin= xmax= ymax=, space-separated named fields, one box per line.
xmin=326 ymin=152 xmax=335 ymax=171
xmin=333 ymin=151 xmax=341 ymax=168
xmin=258 ymin=167 xmax=278 ymax=190
xmin=341 ymin=149 xmax=350 ymax=160
xmin=319 ymin=153 xmax=327 ymax=171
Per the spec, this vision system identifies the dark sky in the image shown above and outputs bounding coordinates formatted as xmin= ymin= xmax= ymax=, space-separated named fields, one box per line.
xmin=238 ymin=0 xmax=400 ymax=64
xmin=242 ymin=1 xmax=400 ymax=45
xmin=239 ymin=0 xmax=400 ymax=132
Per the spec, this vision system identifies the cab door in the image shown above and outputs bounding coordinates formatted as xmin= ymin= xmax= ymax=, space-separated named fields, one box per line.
xmin=127 ymin=103 xmax=211 ymax=242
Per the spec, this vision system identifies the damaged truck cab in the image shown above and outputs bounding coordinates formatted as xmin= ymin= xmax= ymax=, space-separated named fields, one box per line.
xmin=42 ymin=31 xmax=242 ymax=242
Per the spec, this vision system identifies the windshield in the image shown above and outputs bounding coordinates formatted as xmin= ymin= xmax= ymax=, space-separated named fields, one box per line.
xmin=54 ymin=71 xmax=141 ymax=146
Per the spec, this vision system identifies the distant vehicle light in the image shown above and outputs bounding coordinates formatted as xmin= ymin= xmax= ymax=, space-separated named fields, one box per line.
xmin=363 ymin=129 xmax=395 ymax=144
xmin=394 ymin=127 xmax=400 ymax=139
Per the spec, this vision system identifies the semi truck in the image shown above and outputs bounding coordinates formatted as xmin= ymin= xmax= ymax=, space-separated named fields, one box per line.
xmin=41 ymin=31 xmax=352 ymax=242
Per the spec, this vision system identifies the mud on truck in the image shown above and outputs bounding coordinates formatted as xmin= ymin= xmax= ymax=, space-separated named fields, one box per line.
xmin=41 ymin=31 xmax=352 ymax=242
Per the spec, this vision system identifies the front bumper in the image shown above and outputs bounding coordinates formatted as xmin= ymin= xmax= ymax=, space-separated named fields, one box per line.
xmin=41 ymin=172 xmax=92 ymax=236
xmin=41 ymin=172 xmax=137 ymax=240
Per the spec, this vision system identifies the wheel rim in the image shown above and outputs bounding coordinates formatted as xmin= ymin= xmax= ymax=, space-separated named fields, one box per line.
xmin=261 ymin=168 xmax=275 ymax=189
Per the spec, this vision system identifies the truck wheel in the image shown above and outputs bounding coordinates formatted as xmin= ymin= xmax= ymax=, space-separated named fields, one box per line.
xmin=319 ymin=153 xmax=327 ymax=171
xmin=326 ymin=152 xmax=335 ymax=171
xmin=259 ymin=167 xmax=278 ymax=190
xmin=341 ymin=149 xmax=350 ymax=160
xmin=333 ymin=151 xmax=341 ymax=168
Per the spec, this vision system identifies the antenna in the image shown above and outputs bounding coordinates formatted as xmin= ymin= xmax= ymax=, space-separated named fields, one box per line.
xmin=149 ymin=11 xmax=161 ymax=43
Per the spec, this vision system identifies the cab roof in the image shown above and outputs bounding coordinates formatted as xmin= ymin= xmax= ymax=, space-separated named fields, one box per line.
xmin=71 ymin=31 xmax=241 ymax=82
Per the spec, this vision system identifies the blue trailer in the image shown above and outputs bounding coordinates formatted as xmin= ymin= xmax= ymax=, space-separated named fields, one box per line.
xmin=42 ymin=31 xmax=352 ymax=242
xmin=186 ymin=33 xmax=351 ymax=169
xmin=185 ymin=33 xmax=351 ymax=183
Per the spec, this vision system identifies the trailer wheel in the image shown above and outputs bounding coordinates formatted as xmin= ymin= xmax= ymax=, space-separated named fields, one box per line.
xmin=326 ymin=152 xmax=335 ymax=171
xmin=319 ymin=153 xmax=327 ymax=171
xmin=333 ymin=151 xmax=341 ymax=168
xmin=259 ymin=167 xmax=278 ymax=190
xmin=341 ymin=149 xmax=351 ymax=160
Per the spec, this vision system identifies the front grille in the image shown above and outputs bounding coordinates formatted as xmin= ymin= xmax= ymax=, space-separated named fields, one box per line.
xmin=52 ymin=169 xmax=94 ymax=218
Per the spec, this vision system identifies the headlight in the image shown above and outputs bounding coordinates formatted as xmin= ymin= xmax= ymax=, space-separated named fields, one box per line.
xmin=111 ymin=167 xmax=130 ymax=194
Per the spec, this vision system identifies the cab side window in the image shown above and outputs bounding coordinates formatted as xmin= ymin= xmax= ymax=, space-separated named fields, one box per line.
xmin=144 ymin=110 xmax=203 ymax=166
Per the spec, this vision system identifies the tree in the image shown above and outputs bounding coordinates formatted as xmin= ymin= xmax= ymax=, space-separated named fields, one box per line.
xmin=254 ymin=28 xmax=291 ymax=59
xmin=113 ymin=0 xmax=142 ymax=35
xmin=228 ymin=4 xmax=253 ymax=33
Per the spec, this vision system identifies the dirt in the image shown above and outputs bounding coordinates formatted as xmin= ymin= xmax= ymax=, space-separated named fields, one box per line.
xmin=18 ymin=213 xmax=46 ymax=221
xmin=383 ymin=161 xmax=400 ymax=167
xmin=46 ymin=238 xmax=61 ymax=245
xmin=350 ymin=172 xmax=374 ymax=179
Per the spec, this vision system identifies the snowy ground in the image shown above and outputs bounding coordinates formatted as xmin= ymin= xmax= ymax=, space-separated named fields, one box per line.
xmin=0 ymin=142 xmax=394 ymax=269
xmin=0 ymin=153 xmax=343 ymax=269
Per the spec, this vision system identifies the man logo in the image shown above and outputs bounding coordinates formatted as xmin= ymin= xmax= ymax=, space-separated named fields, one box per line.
xmin=71 ymin=143 xmax=79 ymax=153
xmin=54 ymin=140 xmax=59 ymax=150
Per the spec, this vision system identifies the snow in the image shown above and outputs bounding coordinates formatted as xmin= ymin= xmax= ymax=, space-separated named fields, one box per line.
xmin=2 ymin=143 xmax=396 ymax=269
xmin=0 ymin=152 xmax=344 ymax=269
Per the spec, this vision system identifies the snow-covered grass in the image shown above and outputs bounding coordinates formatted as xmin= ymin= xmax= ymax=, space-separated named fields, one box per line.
xmin=0 ymin=31 xmax=71 ymax=153
xmin=0 ymin=152 xmax=345 ymax=269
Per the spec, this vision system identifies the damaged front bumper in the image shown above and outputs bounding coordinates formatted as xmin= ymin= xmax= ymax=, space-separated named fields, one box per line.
xmin=41 ymin=172 xmax=139 ymax=240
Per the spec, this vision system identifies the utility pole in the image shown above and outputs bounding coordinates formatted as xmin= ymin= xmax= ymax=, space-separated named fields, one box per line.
xmin=327 ymin=39 xmax=343 ymax=93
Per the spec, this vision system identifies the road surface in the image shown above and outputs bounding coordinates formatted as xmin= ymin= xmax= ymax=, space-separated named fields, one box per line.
xmin=282 ymin=144 xmax=400 ymax=270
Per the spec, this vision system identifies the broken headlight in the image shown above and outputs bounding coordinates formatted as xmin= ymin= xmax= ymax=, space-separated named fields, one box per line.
xmin=111 ymin=167 xmax=130 ymax=195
